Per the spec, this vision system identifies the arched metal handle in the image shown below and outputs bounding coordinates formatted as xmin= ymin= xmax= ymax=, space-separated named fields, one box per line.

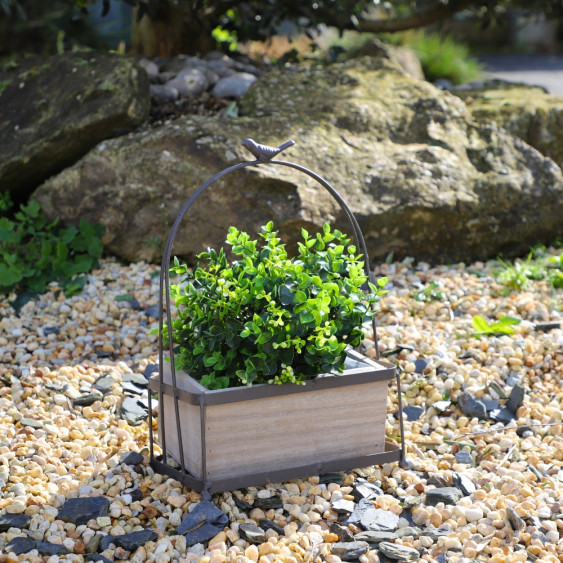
xmin=152 ymin=139 xmax=404 ymax=476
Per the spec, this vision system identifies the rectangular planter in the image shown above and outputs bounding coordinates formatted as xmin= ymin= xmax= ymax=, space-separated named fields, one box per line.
xmin=149 ymin=349 xmax=399 ymax=492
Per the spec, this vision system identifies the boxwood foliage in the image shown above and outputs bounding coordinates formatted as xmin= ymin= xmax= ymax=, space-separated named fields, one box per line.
xmin=166 ymin=222 xmax=387 ymax=389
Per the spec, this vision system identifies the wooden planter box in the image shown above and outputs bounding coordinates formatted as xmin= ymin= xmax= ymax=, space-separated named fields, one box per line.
xmin=148 ymin=349 xmax=399 ymax=492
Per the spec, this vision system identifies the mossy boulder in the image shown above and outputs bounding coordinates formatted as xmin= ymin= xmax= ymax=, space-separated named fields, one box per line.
xmin=453 ymin=81 xmax=563 ymax=170
xmin=33 ymin=58 xmax=563 ymax=264
xmin=0 ymin=52 xmax=150 ymax=200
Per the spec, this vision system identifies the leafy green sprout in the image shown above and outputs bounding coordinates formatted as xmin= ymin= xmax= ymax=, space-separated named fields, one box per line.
xmin=471 ymin=315 xmax=521 ymax=338
xmin=414 ymin=281 xmax=445 ymax=302
xmin=163 ymin=222 xmax=388 ymax=389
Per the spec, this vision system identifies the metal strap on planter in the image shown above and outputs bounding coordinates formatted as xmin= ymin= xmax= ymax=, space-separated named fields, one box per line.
xmin=148 ymin=139 xmax=409 ymax=496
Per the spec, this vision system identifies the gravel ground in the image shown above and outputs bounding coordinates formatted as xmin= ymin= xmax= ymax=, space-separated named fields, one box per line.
xmin=0 ymin=252 xmax=561 ymax=563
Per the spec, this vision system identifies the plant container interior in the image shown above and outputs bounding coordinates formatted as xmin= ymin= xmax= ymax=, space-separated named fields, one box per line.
xmin=148 ymin=139 xmax=408 ymax=496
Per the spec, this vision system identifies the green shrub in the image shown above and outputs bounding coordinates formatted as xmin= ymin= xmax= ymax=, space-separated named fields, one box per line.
xmin=391 ymin=31 xmax=483 ymax=85
xmin=0 ymin=192 xmax=104 ymax=296
xmin=165 ymin=222 xmax=387 ymax=389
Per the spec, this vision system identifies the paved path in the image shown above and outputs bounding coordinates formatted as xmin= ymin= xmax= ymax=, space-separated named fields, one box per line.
xmin=478 ymin=54 xmax=563 ymax=96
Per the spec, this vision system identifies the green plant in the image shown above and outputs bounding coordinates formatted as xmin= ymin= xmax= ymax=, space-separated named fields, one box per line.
xmin=414 ymin=281 xmax=445 ymax=302
xmin=0 ymin=193 xmax=104 ymax=296
xmin=396 ymin=31 xmax=482 ymax=85
xmin=471 ymin=315 xmax=521 ymax=338
xmin=165 ymin=222 xmax=387 ymax=390
xmin=496 ymin=247 xmax=563 ymax=290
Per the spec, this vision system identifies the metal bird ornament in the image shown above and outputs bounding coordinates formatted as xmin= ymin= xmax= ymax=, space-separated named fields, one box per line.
xmin=241 ymin=138 xmax=295 ymax=162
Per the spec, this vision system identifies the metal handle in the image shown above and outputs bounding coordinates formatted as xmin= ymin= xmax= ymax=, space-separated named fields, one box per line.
xmin=153 ymin=139 xmax=385 ymax=481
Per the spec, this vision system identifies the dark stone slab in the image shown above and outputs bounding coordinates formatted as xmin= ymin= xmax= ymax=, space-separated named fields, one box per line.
xmin=458 ymin=392 xmax=487 ymax=419
xmin=331 ymin=541 xmax=369 ymax=561
xmin=354 ymin=530 xmax=399 ymax=543
xmin=121 ymin=373 xmax=149 ymax=387
xmin=329 ymin=522 xmax=354 ymax=542
xmin=352 ymin=478 xmax=384 ymax=501
xmin=452 ymin=472 xmax=476 ymax=496
xmin=258 ymin=518 xmax=285 ymax=536
xmin=19 ymin=418 xmax=44 ymax=428
xmin=233 ymin=496 xmax=253 ymax=512
xmin=58 ymin=496 xmax=110 ymax=526
xmin=73 ymin=391 xmax=104 ymax=407
xmin=319 ymin=473 xmax=346 ymax=486
xmin=481 ymin=399 xmax=499 ymax=411
xmin=36 ymin=541 xmax=69 ymax=556
xmin=93 ymin=375 xmax=115 ymax=394
xmin=332 ymin=498 xmax=356 ymax=514
xmin=0 ymin=513 xmax=30 ymax=532
xmin=120 ymin=396 xmax=148 ymax=426
xmin=490 ymin=407 xmax=517 ymax=424
xmin=177 ymin=500 xmax=228 ymax=543
xmin=395 ymin=526 xmax=422 ymax=538
xmin=507 ymin=506 xmax=526 ymax=531
xmin=144 ymin=305 xmax=160 ymax=319
xmin=239 ymin=523 xmax=266 ymax=544
xmin=185 ymin=522 xmax=223 ymax=546
xmin=254 ymin=496 xmax=283 ymax=510
xmin=534 ymin=321 xmax=562 ymax=332
xmin=488 ymin=381 xmax=508 ymax=399
xmin=143 ymin=363 xmax=159 ymax=380
xmin=421 ymin=525 xmax=454 ymax=539
xmin=414 ymin=358 xmax=429 ymax=374
xmin=101 ymin=529 xmax=158 ymax=551
xmin=455 ymin=450 xmax=473 ymax=465
xmin=121 ymin=451 xmax=144 ymax=466
xmin=506 ymin=384 xmax=525 ymax=414
xmin=378 ymin=541 xmax=420 ymax=560
xmin=425 ymin=487 xmax=463 ymax=506
xmin=122 ymin=381 xmax=147 ymax=396
xmin=5 ymin=537 xmax=37 ymax=555
xmin=346 ymin=501 xmax=400 ymax=533
xmin=402 ymin=405 xmax=425 ymax=421
xmin=427 ymin=475 xmax=449 ymax=488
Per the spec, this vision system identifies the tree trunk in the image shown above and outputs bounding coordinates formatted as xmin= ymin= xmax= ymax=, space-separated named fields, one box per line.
xmin=130 ymin=3 xmax=216 ymax=57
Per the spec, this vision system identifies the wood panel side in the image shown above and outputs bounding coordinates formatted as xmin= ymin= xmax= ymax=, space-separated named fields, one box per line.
xmin=204 ymin=381 xmax=388 ymax=481
xmin=161 ymin=395 xmax=203 ymax=478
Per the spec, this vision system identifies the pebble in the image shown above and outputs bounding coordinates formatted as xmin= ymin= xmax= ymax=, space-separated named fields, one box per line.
xmin=0 ymin=253 xmax=561 ymax=563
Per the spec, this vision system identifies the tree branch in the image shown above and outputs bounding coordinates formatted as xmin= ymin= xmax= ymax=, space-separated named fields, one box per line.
xmin=353 ymin=0 xmax=481 ymax=33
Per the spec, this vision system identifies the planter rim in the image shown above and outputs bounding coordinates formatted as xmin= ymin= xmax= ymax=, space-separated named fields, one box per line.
xmin=149 ymin=349 xmax=395 ymax=406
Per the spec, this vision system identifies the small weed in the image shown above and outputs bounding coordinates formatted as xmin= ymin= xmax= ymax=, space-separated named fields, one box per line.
xmin=471 ymin=315 xmax=521 ymax=338
xmin=496 ymin=247 xmax=563 ymax=290
xmin=414 ymin=281 xmax=445 ymax=302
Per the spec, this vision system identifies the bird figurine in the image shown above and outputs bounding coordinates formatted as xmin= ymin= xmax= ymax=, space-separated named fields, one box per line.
xmin=241 ymin=138 xmax=295 ymax=162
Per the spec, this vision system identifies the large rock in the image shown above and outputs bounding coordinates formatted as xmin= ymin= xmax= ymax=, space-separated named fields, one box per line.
xmin=454 ymin=81 xmax=563 ymax=170
xmin=0 ymin=52 xmax=150 ymax=200
xmin=33 ymin=57 xmax=563 ymax=264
